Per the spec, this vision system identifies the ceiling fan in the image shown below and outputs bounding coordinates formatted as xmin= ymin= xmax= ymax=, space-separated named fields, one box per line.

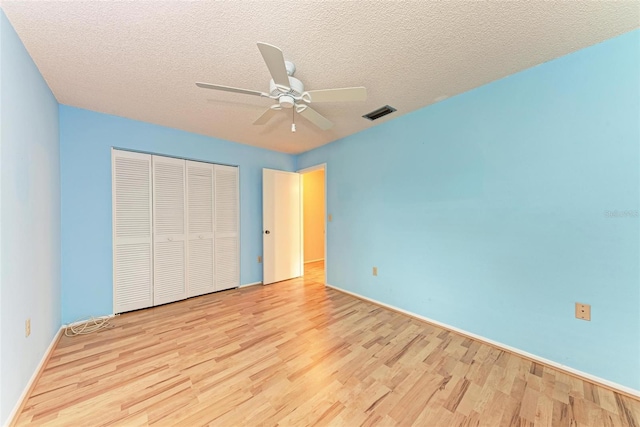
xmin=196 ymin=42 xmax=367 ymax=132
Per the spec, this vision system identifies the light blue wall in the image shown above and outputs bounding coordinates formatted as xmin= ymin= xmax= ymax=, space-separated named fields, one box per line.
xmin=297 ymin=30 xmax=640 ymax=389
xmin=60 ymin=106 xmax=295 ymax=323
xmin=0 ymin=10 xmax=61 ymax=424
xmin=0 ymin=10 xmax=4 ymax=420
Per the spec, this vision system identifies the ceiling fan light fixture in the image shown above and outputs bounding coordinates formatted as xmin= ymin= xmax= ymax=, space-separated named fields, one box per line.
xmin=280 ymin=95 xmax=295 ymax=109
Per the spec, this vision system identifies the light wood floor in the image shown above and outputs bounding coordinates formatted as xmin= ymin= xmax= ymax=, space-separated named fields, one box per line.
xmin=15 ymin=261 xmax=640 ymax=426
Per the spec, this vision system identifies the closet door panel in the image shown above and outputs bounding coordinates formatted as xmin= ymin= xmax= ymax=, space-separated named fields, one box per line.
xmin=112 ymin=149 xmax=153 ymax=314
xmin=153 ymin=240 xmax=186 ymax=303
xmin=188 ymin=239 xmax=214 ymax=296
xmin=153 ymin=155 xmax=188 ymax=305
xmin=186 ymin=160 xmax=215 ymax=297
xmin=214 ymin=165 xmax=239 ymax=291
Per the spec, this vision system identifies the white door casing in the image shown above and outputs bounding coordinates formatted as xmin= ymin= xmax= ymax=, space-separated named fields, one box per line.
xmin=112 ymin=149 xmax=154 ymax=313
xmin=186 ymin=160 xmax=215 ymax=297
xmin=298 ymin=163 xmax=328 ymax=285
xmin=263 ymin=168 xmax=302 ymax=285
xmin=152 ymin=155 xmax=188 ymax=305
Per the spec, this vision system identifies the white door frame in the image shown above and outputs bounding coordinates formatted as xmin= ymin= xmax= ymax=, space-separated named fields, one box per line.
xmin=297 ymin=163 xmax=327 ymax=285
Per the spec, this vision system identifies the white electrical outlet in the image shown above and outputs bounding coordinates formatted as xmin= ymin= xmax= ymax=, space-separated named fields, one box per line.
xmin=575 ymin=303 xmax=591 ymax=321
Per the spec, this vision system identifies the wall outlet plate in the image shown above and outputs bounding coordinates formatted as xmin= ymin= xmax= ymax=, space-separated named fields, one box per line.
xmin=373 ymin=267 xmax=378 ymax=276
xmin=575 ymin=303 xmax=591 ymax=321
xmin=258 ymin=256 xmax=262 ymax=263
xmin=25 ymin=318 xmax=31 ymax=337
xmin=328 ymin=214 xmax=333 ymax=222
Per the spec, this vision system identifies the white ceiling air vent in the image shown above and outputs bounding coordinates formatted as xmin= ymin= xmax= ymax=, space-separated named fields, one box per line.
xmin=363 ymin=105 xmax=397 ymax=121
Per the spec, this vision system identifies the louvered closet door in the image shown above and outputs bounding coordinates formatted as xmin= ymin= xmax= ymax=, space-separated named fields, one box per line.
xmin=214 ymin=165 xmax=239 ymax=291
xmin=112 ymin=149 xmax=153 ymax=313
xmin=153 ymin=155 xmax=188 ymax=305
xmin=186 ymin=161 xmax=215 ymax=297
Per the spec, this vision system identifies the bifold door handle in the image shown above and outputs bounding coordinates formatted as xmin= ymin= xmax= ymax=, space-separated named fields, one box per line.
xmin=265 ymin=230 xmax=270 ymax=235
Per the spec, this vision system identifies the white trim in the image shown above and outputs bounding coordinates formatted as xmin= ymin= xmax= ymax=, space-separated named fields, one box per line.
xmin=297 ymin=163 xmax=327 ymax=285
xmin=304 ymin=258 xmax=324 ymax=264
xmin=323 ymin=165 xmax=327 ymax=285
xmin=299 ymin=174 xmax=304 ymax=278
xmin=239 ymin=281 xmax=262 ymax=288
xmin=5 ymin=326 xmax=64 ymax=427
xmin=325 ymin=283 xmax=640 ymax=398
xmin=297 ymin=163 xmax=326 ymax=174
xmin=111 ymin=147 xmax=116 ymax=317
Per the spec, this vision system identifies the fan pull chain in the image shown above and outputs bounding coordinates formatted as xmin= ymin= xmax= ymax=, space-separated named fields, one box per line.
xmin=291 ymin=107 xmax=296 ymax=132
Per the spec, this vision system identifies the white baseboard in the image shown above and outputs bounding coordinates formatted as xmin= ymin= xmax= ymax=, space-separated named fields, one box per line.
xmin=5 ymin=326 xmax=64 ymax=427
xmin=304 ymin=258 xmax=324 ymax=264
xmin=325 ymin=283 xmax=640 ymax=399
xmin=239 ymin=281 xmax=262 ymax=288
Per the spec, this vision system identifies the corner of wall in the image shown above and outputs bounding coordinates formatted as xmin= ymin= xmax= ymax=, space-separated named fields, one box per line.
xmin=0 ymin=9 xmax=62 ymax=425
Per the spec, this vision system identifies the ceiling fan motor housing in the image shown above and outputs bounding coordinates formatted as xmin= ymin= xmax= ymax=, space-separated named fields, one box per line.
xmin=269 ymin=76 xmax=304 ymax=98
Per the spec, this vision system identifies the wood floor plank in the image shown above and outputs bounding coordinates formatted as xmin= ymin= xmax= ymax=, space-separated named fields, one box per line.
xmin=12 ymin=261 xmax=640 ymax=426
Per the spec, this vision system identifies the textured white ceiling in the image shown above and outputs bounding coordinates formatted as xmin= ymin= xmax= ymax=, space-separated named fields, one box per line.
xmin=1 ymin=1 xmax=638 ymax=154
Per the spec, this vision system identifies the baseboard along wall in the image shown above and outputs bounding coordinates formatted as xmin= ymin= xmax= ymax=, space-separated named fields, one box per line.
xmin=6 ymin=327 xmax=64 ymax=427
xmin=325 ymin=283 xmax=640 ymax=400
xmin=239 ymin=281 xmax=263 ymax=288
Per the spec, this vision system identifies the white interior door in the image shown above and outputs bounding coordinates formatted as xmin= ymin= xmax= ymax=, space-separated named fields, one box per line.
xmin=112 ymin=149 xmax=153 ymax=313
xmin=153 ymin=155 xmax=188 ymax=305
xmin=214 ymin=165 xmax=240 ymax=291
xmin=186 ymin=160 xmax=215 ymax=297
xmin=263 ymin=168 xmax=302 ymax=285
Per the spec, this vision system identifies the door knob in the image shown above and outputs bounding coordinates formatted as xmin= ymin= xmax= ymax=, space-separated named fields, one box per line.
xmin=265 ymin=230 xmax=270 ymax=234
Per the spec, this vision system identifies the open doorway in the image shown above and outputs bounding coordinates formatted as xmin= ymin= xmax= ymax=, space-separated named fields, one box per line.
xmin=300 ymin=165 xmax=326 ymax=284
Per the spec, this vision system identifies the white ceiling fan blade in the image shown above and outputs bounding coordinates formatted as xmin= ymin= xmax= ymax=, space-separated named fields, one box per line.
xmin=299 ymin=106 xmax=333 ymax=130
xmin=196 ymin=82 xmax=267 ymax=97
xmin=253 ymin=108 xmax=279 ymax=125
xmin=305 ymin=87 xmax=367 ymax=103
xmin=257 ymin=42 xmax=290 ymax=90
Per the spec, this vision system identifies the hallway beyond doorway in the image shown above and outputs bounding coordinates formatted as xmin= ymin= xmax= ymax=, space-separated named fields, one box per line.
xmin=303 ymin=260 xmax=324 ymax=285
